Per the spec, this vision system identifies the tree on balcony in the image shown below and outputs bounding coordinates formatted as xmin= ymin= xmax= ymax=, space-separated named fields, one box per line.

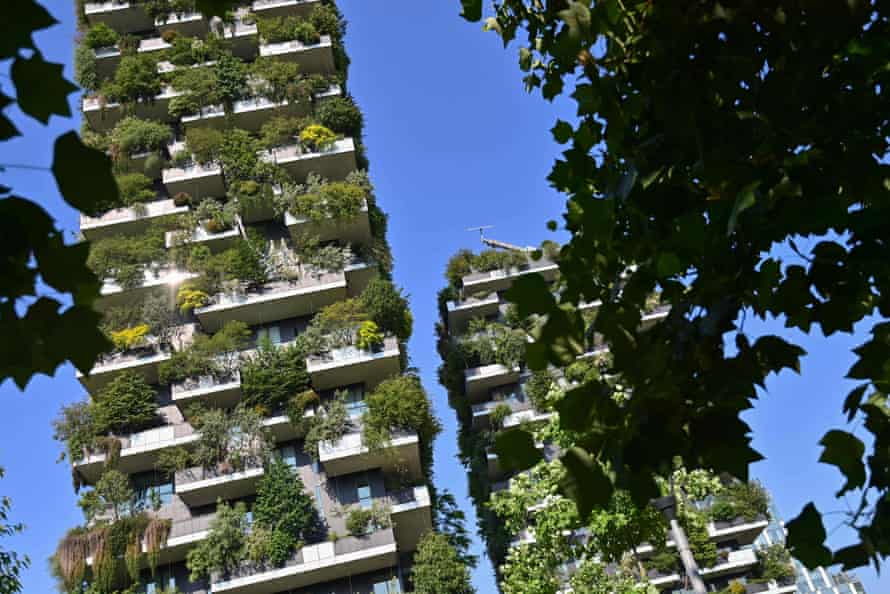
xmin=187 ymin=501 xmax=249 ymax=581
xmin=362 ymin=374 xmax=440 ymax=458
xmin=251 ymin=458 xmax=321 ymax=566
xmin=190 ymin=405 xmax=269 ymax=476
xmin=158 ymin=320 xmax=250 ymax=386
xmin=241 ymin=338 xmax=311 ymax=413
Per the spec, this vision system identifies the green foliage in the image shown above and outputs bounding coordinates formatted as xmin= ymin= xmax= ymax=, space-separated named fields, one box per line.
xmin=168 ymin=66 xmax=217 ymax=117
xmin=251 ymin=58 xmax=309 ymax=104
xmin=155 ymin=446 xmax=192 ymax=478
xmin=190 ymin=405 xmax=268 ymax=473
xmin=464 ymin=0 xmax=890 ymax=570
xmin=445 ymin=248 xmax=528 ymax=289
xmin=758 ymin=544 xmax=796 ymax=583
xmin=217 ymin=128 xmax=261 ymax=182
xmin=158 ymin=321 xmax=249 ymax=385
xmin=240 ymin=341 xmax=311 ymax=413
xmin=315 ymin=96 xmax=363 ymax=138
xmin=0 ymin=469 xmax=28 ymax=594
xmin=411 ymin=532 xmax=475 ymax=594
xmin=277 ymin=172 xmax=367 ymax=223
xmin=299 ymin=124 xmax=336 ymax=151
xmin=253 ymin=459 xmax=319 ymax=566
xmin=175 ymin=286 xmax=210 ymax=315
xmin=259 ymin=116 xmax=309 ymax=149
xmin=360 ymin=277 xmax=413 ymax=341
xmin=87 ymin=469 xmax=133 ymax=522
xmin=103 ymin=54 xmax=161 ymax=103
xmin=356 ymin=320 xmax=383 ymax=350
xmin=303 ymin=396 xmax=350 ymax=460
xmin=500 ymin=544 xmax=559 ymax=594
xmin=109 ymin=117 xmax=171 ymax=158
xmin=91 ymin=372 xmax=158 ymax=436
xmin=53 ymin=401 xmax=95 ymax=463
xmin=114 ymin=172 xmax=155 ymax=206
xmin=710 ymin=481 xmax=770 ymax=523
xmin=74 ymin=44 xmax=98 ymax=91
xmin=83 ymin=23 xmax=119 ymax=50
xmin=185 ymin=126 xmax=224 ymax=164
xmin=87 ymin=226 xmax=165 ymax=288
xmin=167 ymin=34 xmax=226 ymax=66
xmin=187 ymin=501 xmax=248 ymax=580
xmin=570 ymin=560 xmax=654 ymax=594
xmin=462 ymin=319 xmax=526 ymax=368
xmin=345 ymin=507 xmax=373 ymax=537
xmin=109 ymin=324 xmax=149 ymax=351
xmin=363 ymin=374 xmax=440 ymax=451
xmin=213 ymin=52 xmax=248 ymax=107
xmin=257 ymin=15 xmax=320 ymax=44
xmin=489 ymin=402 xmax=512 ymax=428
xmin=684 ymin=511 xmax=718 ymax=569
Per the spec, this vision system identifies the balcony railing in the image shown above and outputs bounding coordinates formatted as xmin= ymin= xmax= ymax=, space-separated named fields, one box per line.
xmin=175 ymin=458 xmax=266 ymax=507
xmin=211 ymin=528 xmax=396 ymax=594
xmin=306 ymin=335 xmax=400 ymax=391
xmin=81 ymin=198 xmax=189 ymax=240
xmin=318 ymin=428 xmax=422 ymax=479
xmin=258 ymin=35 xmax=335 ymax=73
xmin=461 ymin=257 xmax=559 ymax=293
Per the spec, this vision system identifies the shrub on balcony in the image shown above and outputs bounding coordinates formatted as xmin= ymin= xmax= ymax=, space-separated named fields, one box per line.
xmin=315 ymin=96 xmax=363 ymax=138
xmin=363 ymin=374 xmax=440 ymax=451
xmin=191 ymin=405 xmax=269 ymax=474
xmin=462 ymin=319 xmax=526 ymax=369
xmin=240 ymin=339 xmax=311 ymax=413
xmin=709 ymin=480 xmax=770 ymax=523
xmin=117 ymin=172 xmax=156 ymax=207
xmin=109 ymin=324 xmax=150 ymax=352
xmin=87 ymin=226 xmax=166 ymax=289
xmin=286 ymin=390 xmax=320 ymax=428
xmin=490 ymin=403 xmax=513 ymax=429
xmin=214 ymin=52 xmax=249 ymax=108
xmin=309 ymin=4 xmax=344 ymax=39
xmin=218 ymin=129 xmax=261 ymax=181
xmin=185 ymin=126 xmax=224 ymax=164
xmin=155 ymin=446 xmax=193 ymax=478
xmin=756 ymin=544 xmax=795 ymax=583
xmin=253 ymin=458 xmax=320 ymax=565
xmin=412 ymin=532 xmax=476 ymax=594
xmin=186 ymin=501 xmax=249 ymax=581
xmin=104 ymin=54 xmax=162 ymax=104
xmin=301 ymin=239 xmax=353 ymax=273
xmin=158 ymin=321 xmax=249 ymax=385
xmin=303 ymin=395 xmax=350 ymax=459
xmin=356 ymin=320 xmax=384 ymax=351
xmin=74 ymin=44 xmax=98 ymax=92
xmin=83 ymin=23 xmax=119 ymax=50
xmin=252 ymin=58 xmax=309 ymax=104
xmin=360 ymin=278 xmax=413 ymax=341
xmin=257 ymin=16 xmax=320 ymax=45
xmin=169 ymin=66 xmax=218 ymax=117
xmin=260 ymin=116 xmax=310 ymax=149
xmin=52 ymin=401 xmax=96 ymax=463
xmin=277 ymin=172 xmax=366 ymax=222
xmin=92 ymin=372 xmax=159 ymax=437
xmin=101 ymin=293 xmax=182 ymax=351
xmin=345 ymin=507 xmax=373 ymax=537
xmin=299 ymin=124 xmax=337 ymax=152
xmin=312 ymin=297 xmax=367 ymax=347
xmin=193 ymin=198 xmax=237 ymax=233
xmin=167 ymin=34 xmax=227 ymax=66
xmin=176 ymin=286 xmax=210 ymax=315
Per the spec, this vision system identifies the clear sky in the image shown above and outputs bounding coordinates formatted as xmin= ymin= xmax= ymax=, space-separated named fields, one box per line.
xmin=0 ymin=1 xmax=881 ymax=593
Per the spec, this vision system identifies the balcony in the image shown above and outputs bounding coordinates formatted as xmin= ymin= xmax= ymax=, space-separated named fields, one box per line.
xmin=222 ymin=17 xmax=260 ymax=59
xmin=194 ymin=268 xmax=348 ymax=332
xmin=345 ymin=259 xmax=377 ymax=296
xmin=319 ymin=430 xmax=422 ymax=479
xmin=446 ymin=292 xmax=500 ymax=333
xmin=461 ymin=257 xmax=559 ymax=294
xmin=251 ymin=0 xmax=324 ymax=19
xmin=710 ymin=515 xmax=769 ymax=545
xmin=175 ymin=462 xmax=265 ymax=507
xmin=78 ymin=323 xmax=195 ymax=392
xmin=164 ymin=217 xmax=243 ymax=252
xmin=80 ymin=198 xmax=188 ymax=241
xmin=306 ymin=335 xmax=400 ymax=391
xmin=503 ymin=409 xmax=553 ymax=428
xmin=93 ymin=36 xmax=172 ymax=80
xmin=284 ymin=203 xmax=372 ymax=244
xmin=258 ymin=36 xmax=335 ymax=74
xmin=155 ymin=11 xmax=206 ymax=38
xmin=389 ymin=485 xmax=433 ymax=552
xmin=171 ymin=370 xmax=242 ymax=409
xmin=211 ymin=528 xmax=396 ymax=594
xmin=701 ymin=547 xmax=759 ymax=579
xmin=181 ymin=95 xmax=304 ymax=132
xmin=153 ymin=513 xmax=215 ymax=565
xmin=74 ymin=423 xmax=198 ymax=484
xmin=263 ymin=410 xmax=313 ymax=442
xmin=486 ymin=441 xmax=552 ymax=480
xmin=97 ymin=266 xmax=198 ymax=311
xmin=82 ymin=86 xmax=181 ymax=132
xmin=162 ymin=151 xmax=226 ymax=199
xmin=471 ymin=396 xmax=534 ymax=430
xmin=262 ymin=138 xmax=357 ymax=184
xmin=464 ymin=363 xmax=521 ymax=400
xmin=83 ymin=1 xmax=154 ymax=33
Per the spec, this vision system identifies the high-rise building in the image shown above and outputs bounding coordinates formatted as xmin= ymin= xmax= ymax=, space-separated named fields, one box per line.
xmin=55 ymin=2 xmax=436 ymax=593
xmin=436 ymin=242 xmax=867 ymax=594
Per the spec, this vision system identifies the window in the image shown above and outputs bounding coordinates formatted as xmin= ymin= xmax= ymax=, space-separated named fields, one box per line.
xmin=342 ymin=384 xmax=366 ymax=417
xmin=372 ymin=578 xmax=401 ymax=594
xmin=144 ymin=572 xmax=175 ymax=594
xmin=357 ymin=477 xmax=372 ymax=510
xmin=314 ymin=485 xmax=323 ymax=513
xmin=257 ymin=325 xmax=281 ymax=344
xmin=277 ymin=444 xmax=297 ymax=467
xmin=131 ymin=472 xmax=173 ymax=513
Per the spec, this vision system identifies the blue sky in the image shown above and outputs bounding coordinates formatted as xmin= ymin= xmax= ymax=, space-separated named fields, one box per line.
xmin=0 ymin=1 xmax=881 ymax=593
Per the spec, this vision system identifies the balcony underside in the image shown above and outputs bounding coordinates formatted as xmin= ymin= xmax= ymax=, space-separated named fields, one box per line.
xmin=176 ymin=466 xmax=265 ymax=507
